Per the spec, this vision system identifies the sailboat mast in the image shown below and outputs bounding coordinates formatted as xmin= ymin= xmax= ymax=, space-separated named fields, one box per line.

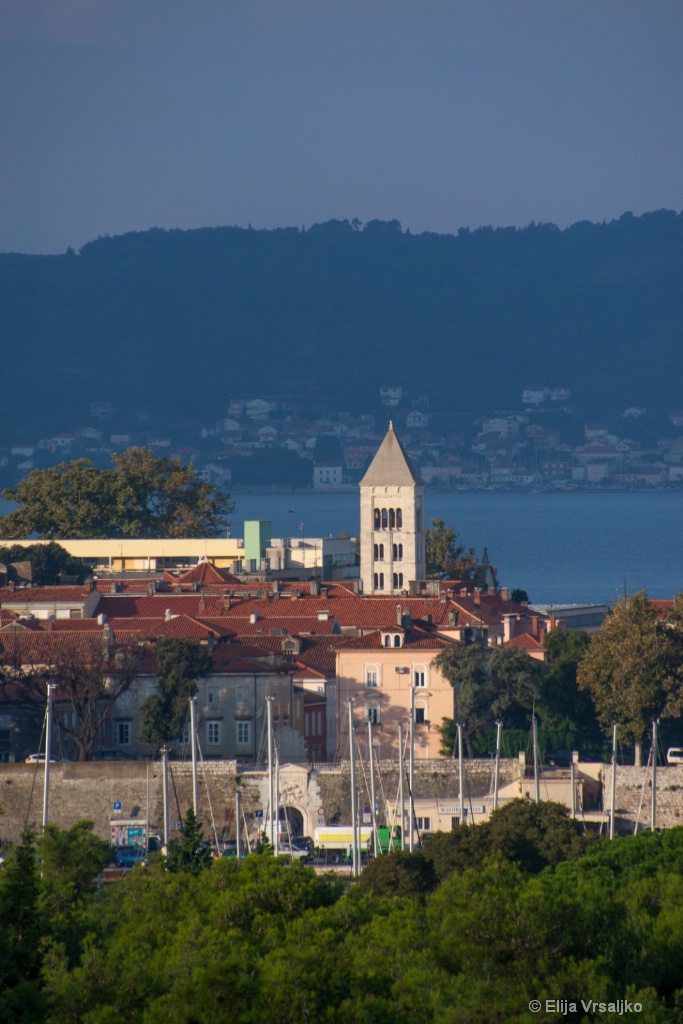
xmin=189 ymin=696 xmax=198 ymax=814
xmin=42 ymin=683 xmax=55 ymax=828
xmin=161 ymin=745 xmax=170 ymax=848
xmin=368 ymin=720 xmax=379 ymax=854
xmin=398 ymin=722 xmax=405 ymax=851
xmin=610 ymin=723 xmax=618 ymax=840
xmin=532 ymin=715 xmax=540 ymax=805
xmin=267 ymin=696 xmax=274 ymax=847
xmin=651 ymin=719 xmax=658 ymax=832
xmin=458 ymin=723 xmax=464 ymax=826
xmin=408 ymin=684 xmax=415 ymax=852
xmin=348 ymin=699 xmax=358 ymax=876
xmin=493 ymin=719 xmax=502 ymax=812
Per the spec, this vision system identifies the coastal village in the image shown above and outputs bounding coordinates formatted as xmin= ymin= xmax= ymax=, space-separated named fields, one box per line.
xmin=5 ymin=387 xmax=683 ymax=492
xmin=0 ymin=425 xmax=678 ymax=845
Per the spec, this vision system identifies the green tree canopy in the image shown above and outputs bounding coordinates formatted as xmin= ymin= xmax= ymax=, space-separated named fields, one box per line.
xmin=138 ymin=637 xmax=214 ymax=749
xmin=0 ymin=542 xmax=89 ymax=585
xmin=0 ymin=448 xmax=234 ymax=539
xmin=165 ymin=807 xmax=214 ymax=875
xmin=435 ymin=642 xmax=543 ymax=756
xmin=424 ymin=517 xmax=478 ymax=580
xmin=577 ymin=592 xmax=683 ymax=749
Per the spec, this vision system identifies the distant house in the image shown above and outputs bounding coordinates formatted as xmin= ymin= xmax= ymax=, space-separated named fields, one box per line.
xmin=313 ymin=464 xmax=343 ymax=488
xmin=522 ymin=387 xmax=550 ymax=406
xmin=379 ymin=385 xmax=404 ymax=407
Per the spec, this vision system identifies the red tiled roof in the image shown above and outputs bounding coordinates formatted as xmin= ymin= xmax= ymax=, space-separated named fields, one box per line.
xmin=504 ymin=633 xmax=545 ymax=651
xmin=0 ymin=586 xmax=95 ymax=605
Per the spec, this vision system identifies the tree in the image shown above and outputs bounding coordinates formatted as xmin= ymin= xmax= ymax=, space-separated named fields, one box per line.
xmin=0 ymin=448 xmax=234 ymax=539
xmin=165 ymin=807 xmax=214 ymax=875
xmin=577 ymin=592 xmax=683 ymax=752
xmin=424 ymin=518 xmax=478 ymax=580
xmin=0 ymin=635 xmax=143 ymax=761
xmin=435 ymin=642 xmax=543 ymax=756
xmin=539 ymin=627 xmax=603 ymax=757
xmin=0 ymin=542 xmax=89 ymax=586
xmin=138 ymin=637 xmax=213 ymax=749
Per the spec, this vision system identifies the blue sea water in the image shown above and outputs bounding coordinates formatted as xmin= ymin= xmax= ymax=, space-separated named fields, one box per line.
xmin=229 ymin=490 xmax=683 ymax=608
xmin=2 ymin=491 xmax=681 ymax=608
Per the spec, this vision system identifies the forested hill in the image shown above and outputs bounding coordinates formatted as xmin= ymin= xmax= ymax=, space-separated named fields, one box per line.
xmin=2 ymin=211 xmax=682 ymax=439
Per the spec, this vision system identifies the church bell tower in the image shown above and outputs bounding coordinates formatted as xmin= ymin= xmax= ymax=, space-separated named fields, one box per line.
xmin=359 ymin=422 xmax=425 ymax=595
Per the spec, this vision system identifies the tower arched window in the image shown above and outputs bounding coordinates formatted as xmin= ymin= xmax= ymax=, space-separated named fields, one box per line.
xmin=393 ymin=572 xmax=398 ymax=589
xmin=374 ymin=509 xmax=381 ymax=530
xmin=389 ymin=508 xmax=396 ymax=529
xmin=374 ymin=573 xmax=378 ymax=590
xmin=398 ymin=572 xmax=403 ymax=588
xmin=381 ymin=508 xmax=388 ymax=530
xmin=398 ymin=543 xmax=403 ymax=559
xmin=379 ymin=572 xmax=384 ymax=590
xmin=373 ymin=543 xmax=379 ymax=561
xmin=396 ymin=508 xmax=403 ymax=529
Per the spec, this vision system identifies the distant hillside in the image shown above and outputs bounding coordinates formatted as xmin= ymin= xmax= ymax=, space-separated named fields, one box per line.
xmin=1 ymin=211 xmax=681 ymax=441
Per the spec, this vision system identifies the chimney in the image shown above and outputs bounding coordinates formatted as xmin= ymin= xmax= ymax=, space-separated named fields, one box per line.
xmin=402 ymin=610 xmax=413 ymax=631
xmin=310 ymin=579 xmax=319 ymax=596
xmin=396 ymin=604 xmax=402 ymax=626
xmin=147 ymin=581 xmax=155 ymax=595
xmin=97 ymin=613 xmax=108 ymax=625
xmin=500 ymin=587 xmax=509 ymax=601
xmin=503 ymin=614 xmax=515 ymax=642
xmin=531 ymin=615 xmax=539 ymax=638
xmin=165 ymin=608 xmax=173 ymax=621
xmin=273 ymin=579 xmax=280 ymax=593
xmin=473 ymin=588 xmax=481 ymax=606
xmin=199 ymin=595 xmax=206 ymax=613
xmin=250 ymin=612 xmax=258 ymax=624
xmin=111 ymin=581 xmax=119 ymax=593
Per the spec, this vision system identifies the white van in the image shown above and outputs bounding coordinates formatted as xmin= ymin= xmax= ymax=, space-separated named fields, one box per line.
xmin=666 ymin=748 xmax=683 ymax=765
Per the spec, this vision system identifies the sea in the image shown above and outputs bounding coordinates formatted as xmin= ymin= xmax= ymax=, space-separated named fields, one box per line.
xmin=228 ymin=490 xmax=683 ymax=608
xmin=2 ymin=491 xmax=682 ymax=608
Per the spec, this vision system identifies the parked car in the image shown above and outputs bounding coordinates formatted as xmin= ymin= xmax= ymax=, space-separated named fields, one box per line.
xmin=276 ymin=840 xmax=310 ymax=863
xmin=666 ymin=747 xmax=683 ymax=765
xmin=114 ymin=845 xmax=146 ymax=868
xmin=24 ymin=753 xmax=66 ymax=763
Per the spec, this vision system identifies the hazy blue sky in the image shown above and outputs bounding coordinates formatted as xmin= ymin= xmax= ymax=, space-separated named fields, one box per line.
xmin=1 ymin=1 xmax=681 ymax=253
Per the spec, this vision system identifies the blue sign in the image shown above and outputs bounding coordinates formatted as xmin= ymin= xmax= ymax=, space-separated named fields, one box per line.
xmin=113 ymin=801 xmax=122 ymax=811
xmin=255 ymin=809 xmax=263 ymax=819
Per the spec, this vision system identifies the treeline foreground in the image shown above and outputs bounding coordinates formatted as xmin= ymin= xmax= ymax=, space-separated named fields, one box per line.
xmin=2 ymin=803 xmax=683 ymax=1023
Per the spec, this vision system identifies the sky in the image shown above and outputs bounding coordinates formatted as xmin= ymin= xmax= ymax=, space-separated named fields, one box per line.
xmin=1 ymin=0 xmax=681 ymax=254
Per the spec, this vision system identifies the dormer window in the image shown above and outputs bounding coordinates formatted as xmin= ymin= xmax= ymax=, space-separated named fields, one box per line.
xmin=383 ymin=633 xmax=403 ymax=648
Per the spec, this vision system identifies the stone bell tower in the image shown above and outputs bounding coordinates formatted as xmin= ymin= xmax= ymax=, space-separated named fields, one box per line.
xmin=359 ymin=422 xmax=425 ymax=595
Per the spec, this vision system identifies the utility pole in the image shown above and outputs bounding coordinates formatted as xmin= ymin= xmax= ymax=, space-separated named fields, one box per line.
xmin=267 ymin=696 xmax=275 ymax=848
xmin=368 ymin=720 xmax=379 ymax=854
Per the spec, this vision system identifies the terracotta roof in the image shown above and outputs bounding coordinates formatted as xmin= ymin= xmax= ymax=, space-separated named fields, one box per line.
xmin=503 ymin=633 xmax=546 ymax=651
xmin=0 ymin=586 xmax=95 ymax=605
xmin=173 ymin=562 xmax=240 ymax=586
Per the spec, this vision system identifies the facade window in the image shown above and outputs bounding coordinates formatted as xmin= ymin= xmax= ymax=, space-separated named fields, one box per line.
xmin=366 ymin=704 xmax=380 ymax=725
xmin=116 ymin=721 xmax=130 ymax=746
xmin=366 ymin=667 xmax=379 ymax=688
xmin=374 ymin=543 xmax=378 ymax=560
xmin=416 ymin=816 xmax=431 ymax=830
xmin=207 ymin=721 xmax=221 ymax=745
xmin=236 ymin=684 xmax=249 ymax=705
xmin=393 ymin=573 xmax=404 ymax=589
xmin=384 ymin=634 xmax=391 ymax=648
xmin=415 ymin=705 xmax=427 ymax=725
xmin=374 ymin=573 xmax=378 ymax=590
xmin=393 ymin=543 xmax=404 ymax=561
xmin=396 ymin=508 xmax=402 ymax=529
xmin=374 ymin=508 xmax=381 ymax=529
xmin=381 ymin=508 xmax=388 ymax=529
xmin=379 ymin=543 xmax=384 ymax=560
xmin=389 ymin=508 xmax=395 ymax=529
xmin=393 ymin=634 xmax=401 ymax=647
xmin=236 ymin=721 xmax=251 ymax=745
xmin=379 ymin=573 xmax=384 ymax=590
xmin=207 ymin=686 xmax=220 ymax=707
xmin=414 ymin=667 xmax=427 ymax=687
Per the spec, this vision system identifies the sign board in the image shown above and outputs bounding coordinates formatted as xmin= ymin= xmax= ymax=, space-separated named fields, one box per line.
xmin=113 ymin=801 xmax=122 ymax=812
xmin=255 ymin=809 xmax=263 ymax=819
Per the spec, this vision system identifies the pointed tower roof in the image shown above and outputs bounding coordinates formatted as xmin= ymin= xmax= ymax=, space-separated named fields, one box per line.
xmin=360 ymin=422 xmax=423 ymax=486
